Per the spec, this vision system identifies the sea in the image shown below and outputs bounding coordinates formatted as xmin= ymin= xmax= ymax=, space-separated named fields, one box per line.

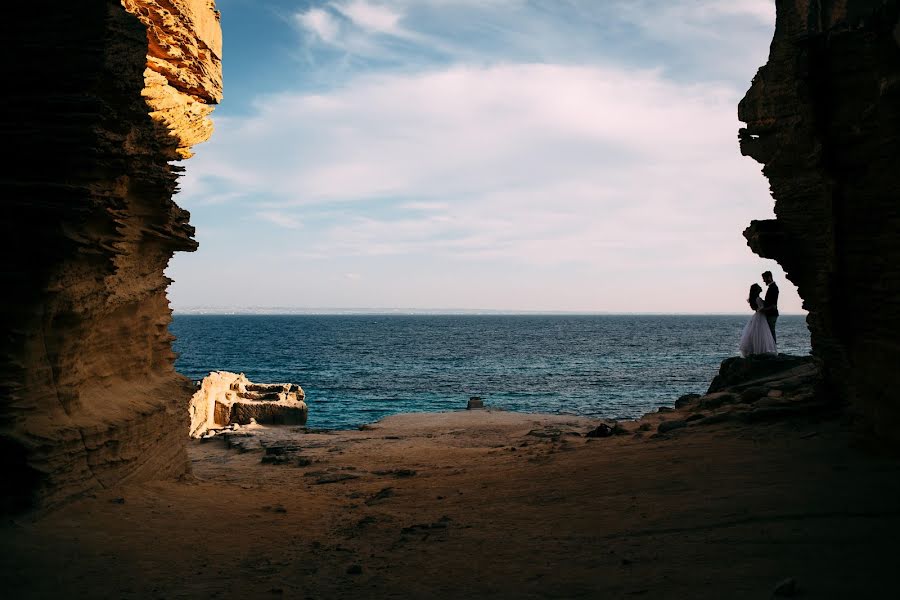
xmin=171 ymin=314 xmax=812 ymax=430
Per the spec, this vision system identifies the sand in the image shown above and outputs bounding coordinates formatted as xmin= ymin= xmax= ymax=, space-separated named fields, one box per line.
xmin=2 ymin=409 xmax=899 ymax=599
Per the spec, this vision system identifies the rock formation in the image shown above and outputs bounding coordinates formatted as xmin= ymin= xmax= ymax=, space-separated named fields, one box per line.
xmin=189 ymin=372 xmax=308 ymax=438
xmin=0 ymin=1 xmax=221 ymax=512
xmin=739 ymin=0 xmax=900 ymax=440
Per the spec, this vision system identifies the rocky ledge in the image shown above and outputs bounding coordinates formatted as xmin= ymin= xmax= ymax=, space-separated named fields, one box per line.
xmin=202 ymin=354 xmax=826 ymax=458
xmin=582 ymin=354 xmax=825 ymax=440
xmin=189 ymin=372 xmax=308 ymax=438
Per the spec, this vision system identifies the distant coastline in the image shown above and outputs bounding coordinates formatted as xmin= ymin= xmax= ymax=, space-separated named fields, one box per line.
xmin=172 ymin=307 xmax=809 ymax=317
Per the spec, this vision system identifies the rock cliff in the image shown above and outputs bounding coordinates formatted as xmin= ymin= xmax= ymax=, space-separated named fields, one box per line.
xmin=739 ymin=0 xmax=900 ymax=439
xmin=0 ymin=0 xmax=221 ymax=512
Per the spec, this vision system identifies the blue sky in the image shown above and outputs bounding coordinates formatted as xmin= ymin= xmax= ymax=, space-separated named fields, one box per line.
xmin=167 ymin=0 xmax=802 ymax=313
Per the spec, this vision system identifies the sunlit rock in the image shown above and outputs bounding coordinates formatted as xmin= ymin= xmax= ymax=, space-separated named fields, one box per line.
xmin=0 ymin=0 xmax=221 ymax=512
xmin=189 ymin=372 xmax=308 ymax=438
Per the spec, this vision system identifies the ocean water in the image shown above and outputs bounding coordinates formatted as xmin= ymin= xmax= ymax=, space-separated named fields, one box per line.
xmin=171 ymin=314 xmax=811 ymax=430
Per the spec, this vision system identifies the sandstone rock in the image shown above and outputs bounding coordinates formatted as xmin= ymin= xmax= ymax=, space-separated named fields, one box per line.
xmin=0 ymin=0 xmax=221 ymax=512
xmin=739 ymin=386 xmax=769 ymax=404
xmin=657 ymin=420 xmax=688 ymax=434
xmin=586 ymin=424 xmax=613 ymax=438
xmin=739 ymin=1 xmax=900 ymax=441
xmin=189 ymin=372 xmax=307 ymax=437
xmin=698 ymin=392 xmax=737 ymax=410
xmin=229 ymin=401 xmax=307 ymax=426
xmin=707 ymin=355 xmax=814 ymax=394
xmin=675 ymin=393 xmax=701 ymax=409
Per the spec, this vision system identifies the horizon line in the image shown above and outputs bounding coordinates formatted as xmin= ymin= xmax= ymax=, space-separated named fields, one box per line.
xmin=172 ymin=307 xmax=808 ymax=317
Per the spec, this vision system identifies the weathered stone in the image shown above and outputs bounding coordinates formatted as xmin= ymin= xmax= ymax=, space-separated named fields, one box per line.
xmin=698 ymin=393 xmax=737 ymax=410
xmin=657 ymin=420 xmax=688 ymax=434
xmin=696 ymin=413 xmax=737 ymax=427
xmin=740 ymin=386 xmax=769 ymax=404
xmin=190 ymin=372 xmax=307 ymax=436
xmin=586 ymin=424 xmax=613 ymax=438
xmin=213 ymin=400 xmax=231 ymax=425
xmin=230 ymin=402 xmax=307 ymax=426
xmin=739 ymin=1 xmax=900 ymax=441
xmin=674 ymin=393 xmax=701 ymax=409
xmin=0 ymin=0 xmax=221 ymax=512
xmin=708 ymin=355 xmax=814 ymax=394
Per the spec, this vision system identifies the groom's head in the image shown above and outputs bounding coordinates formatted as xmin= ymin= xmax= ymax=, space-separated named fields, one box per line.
xmin=762 ymin=271 xmax=773 ymax=285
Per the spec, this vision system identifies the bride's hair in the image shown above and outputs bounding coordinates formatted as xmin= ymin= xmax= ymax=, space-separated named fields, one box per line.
xmin=748 ymin=283 xmax=763 ymax=309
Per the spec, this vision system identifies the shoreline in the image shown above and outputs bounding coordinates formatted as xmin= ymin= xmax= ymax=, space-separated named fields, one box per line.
xmin=6 ymin=355 xmax=894 ymax=598
xmin=4 ymin=398 xmax=898 ymax=598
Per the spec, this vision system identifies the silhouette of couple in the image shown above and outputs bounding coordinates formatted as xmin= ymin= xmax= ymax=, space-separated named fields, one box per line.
xmin=739 ymin=271 xmax=779 ymax=358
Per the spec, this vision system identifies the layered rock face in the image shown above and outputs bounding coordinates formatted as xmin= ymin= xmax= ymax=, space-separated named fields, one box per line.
xmin=739 ymin=1 xmax=900 ymax=439
xmin=189 ymin=372 xmax=308 ymax=438
xmin=0 ymin=1 xmax=221 ymax=511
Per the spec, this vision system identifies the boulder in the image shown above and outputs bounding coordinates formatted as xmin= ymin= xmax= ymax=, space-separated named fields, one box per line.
xmin=189 ymin=372 xmax=307 ymax=437
xmin=674 ymin=393 xmax=701 ymax=409
xmin=707 ymin=355 xmax=815 ymax=394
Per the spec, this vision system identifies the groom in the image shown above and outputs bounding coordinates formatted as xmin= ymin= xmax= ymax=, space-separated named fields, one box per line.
xmin=761 ymin=271 xmax=779 ymax=343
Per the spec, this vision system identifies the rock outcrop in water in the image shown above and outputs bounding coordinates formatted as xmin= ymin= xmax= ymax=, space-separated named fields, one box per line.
xmin=0 ymin=0 xmax=221 ymax=512
xmin=739 ymin=0 xmax=900 ymax=440
xmin=189 ymin=372 xmax=308 ymax=438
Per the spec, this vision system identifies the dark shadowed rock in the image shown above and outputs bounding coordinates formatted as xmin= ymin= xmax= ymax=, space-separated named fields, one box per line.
xmin=657 ymin=420 xmax=688 ymax=434
xmin=772 ymin=577 xmax=797 ymax=597
xmin=707 ymin=355 xmax=815 ymax=394
xmin=740 ymin=386 xmax=769 ymax=404
xmin=738 ymin=0 xmax=900 ymax=441
xmin=586 ymin=424 xmax=613 ymax=438
xmin=675 ymin=393 xmax=701 ymax=409
xmin=699 ymin=393 xmax=737 ymax=410
xmin=0 ymin=0 xmax=222 ymax=512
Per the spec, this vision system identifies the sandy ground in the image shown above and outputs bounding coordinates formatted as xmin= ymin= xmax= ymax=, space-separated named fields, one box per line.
xmin=2 ymin=409 xmax=899 ymax=599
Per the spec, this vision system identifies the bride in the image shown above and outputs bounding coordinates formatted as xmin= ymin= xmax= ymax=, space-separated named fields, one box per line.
xmin=739 ymin=283 xmax=777 ymax=357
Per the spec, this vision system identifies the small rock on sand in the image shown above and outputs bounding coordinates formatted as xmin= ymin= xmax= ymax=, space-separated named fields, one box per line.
xmin=586 ymin=424 xmax=613 ymax=438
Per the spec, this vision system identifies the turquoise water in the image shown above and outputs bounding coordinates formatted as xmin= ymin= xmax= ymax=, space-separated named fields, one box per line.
xmin=170 ymin=314 xmax=811 ymax=430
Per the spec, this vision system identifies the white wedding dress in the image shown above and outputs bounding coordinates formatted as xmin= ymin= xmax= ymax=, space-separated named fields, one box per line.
xmin=739 ymin=298 xmax=777 ymax=357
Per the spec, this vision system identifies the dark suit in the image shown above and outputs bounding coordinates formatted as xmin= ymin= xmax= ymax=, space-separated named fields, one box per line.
xmin=763 ymin=282 xmax=779 ymax=342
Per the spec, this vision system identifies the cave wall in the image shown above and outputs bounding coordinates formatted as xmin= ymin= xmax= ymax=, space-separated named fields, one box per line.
xmin=739 ymin=0 xmax=900 ymax=439
xmin=0 ymin=0 xmax=221 ymax=511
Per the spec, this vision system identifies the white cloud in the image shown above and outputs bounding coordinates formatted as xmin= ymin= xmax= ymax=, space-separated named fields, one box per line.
xmin=256 ymin=210 xmax=303 ymax=229
xmin=334 ymin=0 xmax=403 ymax=34
xmin=296 ymin=8 xmax=340 ymax=42
xmin=185 ymin=63 xmax=770 ymax=273
xmin=169 ymin=0 xmax=793 ymax=312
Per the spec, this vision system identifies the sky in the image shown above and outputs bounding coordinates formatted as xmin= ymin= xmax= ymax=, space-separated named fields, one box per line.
xmin=166 ymin=0 xmax=803 ymax=314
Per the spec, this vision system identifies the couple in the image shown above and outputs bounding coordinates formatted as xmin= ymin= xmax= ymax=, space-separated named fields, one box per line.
xmin=739 ymin=270 xmax=779 ymax=358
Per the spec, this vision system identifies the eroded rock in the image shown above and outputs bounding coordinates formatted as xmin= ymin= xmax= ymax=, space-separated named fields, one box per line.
xmin=739 ymin=1 xmax=900 ymax=441
xmin=0 ymin=0 xmax=221 ymax=512
xmin=189 ymin=372 xmax=307 ymax=437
